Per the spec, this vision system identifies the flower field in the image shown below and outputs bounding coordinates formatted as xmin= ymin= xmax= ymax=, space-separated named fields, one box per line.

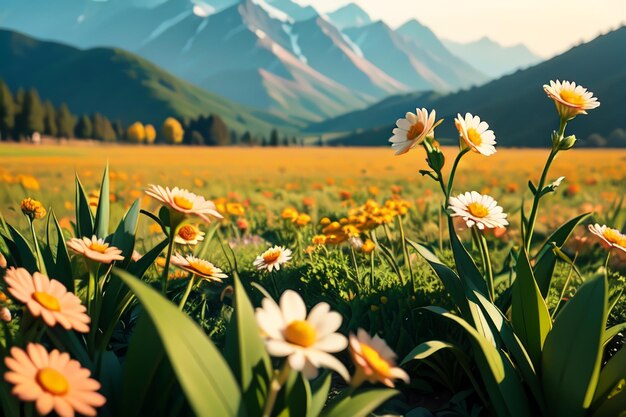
xmin=0 ymin=81 xmax=626 ymax=417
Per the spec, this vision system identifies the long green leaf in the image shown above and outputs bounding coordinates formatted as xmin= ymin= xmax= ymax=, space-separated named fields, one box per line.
xmin=224 ymin=275 xmax=271 ymax=416
xmin=115 ymin=269 xmax=245 ymax=417
xmin=5 ymin=223 xmax=38 ymax=273
xmin=44 ymin=209 xmax=73 ymax=291
xmin=542 ymin=273 xmax=607 ymax=417
xmin=591 ymin=347 xmax=626 ymax=417
xmin=94 ymin=164 xmax=110 ymax=238
xmin=511 ymin=248 xmax=552 ymax=368
xmin=307 ymin=373 xmax=332 ymax=417
xmin=75 ymin=174 xmax=94 ymax=238
xmin=533 ymin=212 xmax=591 ymax=297
xmin=110 ymin=199 xmax=140 ymax=269
xmin=127 ymin=238 xmax=168 ymax=278
xmin=447 ymin=217 xmax=489 ymax=297
xmin=322 ymin=388 xmax=398 ymax=417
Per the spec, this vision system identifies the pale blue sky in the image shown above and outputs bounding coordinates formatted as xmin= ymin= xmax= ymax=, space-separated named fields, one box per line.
xmin=297 ymin=0 xmax=626 ymax=57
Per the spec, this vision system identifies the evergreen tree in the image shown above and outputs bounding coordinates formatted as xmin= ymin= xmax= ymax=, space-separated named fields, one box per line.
xmin=75 ymin=114 xmax=93 ymax=139
xmin=43 ymin=101 xmax=58 ymax=137
xmin=92 ymin=113 xmax=117 ymax=141
xmin=113 ymin=120 xmax=125 ymax=141
xmin=0 ymin=80 xmax=15 ymax=141
xmin=282 ymin=136 xmax=289 ymax=146
xmin=56 ymin=104 xmax=76 ymax=138
xmin=14 ymin=88 xmax=25 ymax=114
xmin=15 ymin=88 xmax=45 ymax=137
xmin=269 ymin=128 xmax=279 ymax=147
xmin=241 ymin=131 xmax=251 ymax=146
xmin=207 ymin=115 xmax=230 ymax=146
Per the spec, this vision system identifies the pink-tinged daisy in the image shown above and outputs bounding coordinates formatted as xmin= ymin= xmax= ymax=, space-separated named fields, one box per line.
xmin=254 ymin=246 xmax=292 ymax=272
xmin=543 ymin=80 xmax=600 ymax=120
xmin=173 ymin=224 xmax=205 ymax=246
xmin=588 ymin=224 xmax=626 ymax=255
xmin=145 ymin=185 xmax=222 ymax=223
xmin=4 ymin=268 xmax=90 ymax=333
xmin=170 ymin=254 xmax=227 ymax=282
xmin=255 ymin=290 xmax=349 ymax=380
xmin=66 ymin=236 xmax=124 ymax=264
xmin=349 ymin=328 xmax=409 ymax=388
xmin=389 ymin=108 xmax=441 ymax=155
xmin=454 ymin=113 xmax=497 ymax=156
xmin=449 ymin=191 xmax=508 ymax=230
xmin=4 ymin=343 xmax=106 ymax=417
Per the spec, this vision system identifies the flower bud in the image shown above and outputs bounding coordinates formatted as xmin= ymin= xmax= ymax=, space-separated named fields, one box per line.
xmin=0 ymin=307 xmax=11 ymax=322
xmin=558 ymin=135 xmax=577 ymax=151
xmin=20 ymin=198 xmax=46 ymax=220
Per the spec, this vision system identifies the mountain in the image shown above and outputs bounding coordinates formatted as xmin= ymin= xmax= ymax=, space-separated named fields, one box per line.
xmin=0 ymin=29 xmax=296 ymax=134
xmin=0 ymin=0 xmax=493 ymax=122
xmin=344 ymin=21 xmax=486 ymax=92
xmin=325 ymin=3 xmax=372 ymax=30
xmin=443 ymin=37 xmax=541 ymax=78
xmin=135 ymin=0 xmax=408 ymax=121
xmin=312 ymin=27 xmax=626 ymax=147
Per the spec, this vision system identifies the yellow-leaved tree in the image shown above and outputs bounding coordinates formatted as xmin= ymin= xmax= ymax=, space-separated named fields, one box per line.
xmin=145 ymin=124 xmax=157 ymax=144
xmin=162 ymin=117 xmax=184 ymax=144
xmin=126 ymin=122 xmax=146 ymax=143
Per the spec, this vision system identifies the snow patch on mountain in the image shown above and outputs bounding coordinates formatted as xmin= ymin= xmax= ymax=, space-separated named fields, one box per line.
xmin=250 ymin=0 xmax=293 ymax=23
xmin=142 ymin=10 xmax=192 ymax=46
xmin=340 ymin=32 xmax=363 ymax=58
xmin=192 ymin=2 xmax=215 ymax=17
xmin=282 ymin=23 xmax=307 ymax=63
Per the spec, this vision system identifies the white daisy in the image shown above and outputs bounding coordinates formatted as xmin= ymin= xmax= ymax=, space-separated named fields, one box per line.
xmin=66 ymin=235 xmax=124 ymax=264
xmin=454 ymin=113 xmax=496 ymax=156
xmin=145 ymin=185 xmax=222 ymax=223
xmin=254 ymin=246 xmax=292 ymax=272
xmin=173 ymin=224 xmax=205 ymax=245
xmin=588 ymin=224 xmax=626 ymax=254
xmin=255 ymin=290 xmax=349 ymax=380
xmin=170 ymin=254 xmax=227 ymax=282
xmin=449 ymin=191 xmax=508 ymax=230
xmin=389 ymin=108 xmax=440 ymax=155
xmin=543 ymin=80 xmax=600 ymax=120
xmin=349 ymin=328 xmax=409 ymax=388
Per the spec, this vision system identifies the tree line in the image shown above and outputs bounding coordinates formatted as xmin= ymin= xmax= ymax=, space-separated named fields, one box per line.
xmin=0 ymin=80 xmax=301 ymax=146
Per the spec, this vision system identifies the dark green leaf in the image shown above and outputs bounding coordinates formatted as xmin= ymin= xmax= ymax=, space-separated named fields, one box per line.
xmin=94 ymin=164 xmax=110 ymax=238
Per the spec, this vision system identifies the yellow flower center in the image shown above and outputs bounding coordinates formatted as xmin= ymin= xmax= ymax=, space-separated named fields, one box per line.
xmin=467 ymin=128 xmax=482 ymax=146
xmin=263 ymin=250 xmax=281 ymax=264
xmin=89 ymin=242 xmax=109 ymax=254
xmin=559 ymin=90 xmax=585 ymax=106
xmin=189 ymin=260 xmax=215 ymax=276
xmin=407 ymin=121 xmax=425 ymax=141
xmin=284 ymin=320 xmax=317 ymax=347
xmin=360 ymin=343 xmax=392 ymax=377
xmin=177 ymin=225 xmax=198 ymax=241
xmin=603 ymin=229 xmax=624 ymax=246
xmin=32 ymin=292 xmax=61 ymax=312
xmin=467 ymin=202 xmax=489 ymax=218
xmin=36 ymin=368 xmax=69 ymax=396
xmin=173 ymin=196 xmax=194 ymax=210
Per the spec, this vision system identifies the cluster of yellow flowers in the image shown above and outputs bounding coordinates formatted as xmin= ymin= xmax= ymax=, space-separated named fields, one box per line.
xmin=281 ymin=207 xmax=312 ymax=227
xmin=0 ymin=172 xmax=41 ymax=191
xmin=214 ymin=197 xmax=246 ymax=219
xmin=312 ymin=198 xmax=411 ymax=248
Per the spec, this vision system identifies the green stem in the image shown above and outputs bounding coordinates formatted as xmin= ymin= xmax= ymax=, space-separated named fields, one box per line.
xmin=270 ymin=272 xmax=280 ymax=299
xmin=161 ymin=237 xmax=175 ymax=295
xmin=397 ymin=216 xmax=415 ymax=293
xmin=446 ymin=147 xmax=470 ymax=199
xmin=262 ymin=362 xmax=291 ymax=417
xmin=369 ymin=251 xmax=375 ymax=291
xmin=28 ymin=218 xmax=45 ymax=274
xmin=525 ymin=119 xmax=567 ymax=252
xmin=178 ymin=274 xmax=197 ymax=311
xmin=349 ymin=245 xmax=361 ymax=291
xmin=473 ymin=227 xmax=494 ymax=301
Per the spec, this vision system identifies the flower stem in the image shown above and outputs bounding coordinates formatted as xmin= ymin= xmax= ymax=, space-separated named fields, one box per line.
xmin=473 ymin=227 xmax=494 ymax=301
xmin=349 ymin=245 xmax=361 ymax=289
xmin=178 ymin=274 xmax=197 ymax=311
xmin=161 ymin=236 xmax=175 ymax=295
xmin=28 ymin=218 xmax=46 ymax=274
xmin=525 ymin=119 xmax=567 ymax=252
xmin=397 ymin=216 xmax=415 ymax=293
xmin=262 ymin=362 xmax=291 ymax=417
xmin=446 ymin=147 xmax=470 ymax=200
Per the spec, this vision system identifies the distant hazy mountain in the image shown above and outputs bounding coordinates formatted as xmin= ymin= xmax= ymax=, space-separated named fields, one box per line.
xmin=325 ymin=3 xmax=372 ymax=29
xmin=0 ymin=29 xmax=296 ymax=134
xmin=345 ymin=20 xmax=486 ymax=92
xmin=443 ymin=37 xmax=541 ymax=78
xmin=312 ymin=27 xmax=626 ymax=147
xmin=0 ymin=0 xmax=495 ymax=122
